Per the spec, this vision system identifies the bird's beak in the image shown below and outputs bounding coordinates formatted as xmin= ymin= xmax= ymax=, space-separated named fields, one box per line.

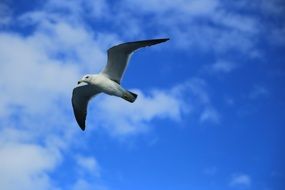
xmin=77 ymin=80 xmax=84 ymax=85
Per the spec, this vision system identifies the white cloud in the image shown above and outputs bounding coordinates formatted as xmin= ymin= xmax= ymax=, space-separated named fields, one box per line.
xmin=249 ymin=85 xmax=269 ymax=99
xmin=203 ymin=166 xmax=218 ymax=176
xmin=212 ymin=11 xmax=259 ymax=33
xmin=45 ymin=0 xmax=109 ymax=19
xmin=0 ymin=32 xmax=79 ymax=116
xmin=200 ymin=107 xmax=220 ymax=124
xmin=0 ymin=141 xmax=61 ymax=190
xmin=230 ymin=174 xmax=251 ymax=188
xmin=85 ymin=0 xmax=109 ymax=18
xmin=120 ymin=0 xmax=260 ymax=55
xmin=169 ymin=23 xmax=255 ymax=54
xmin=76 ymin=155 xmax=100 ymax=177
xmin=124 ymin=0 xmax=220 ymax=16
xmin=20 ymin=0 xmax=281 ymax=59
xmin=72 ymin=179 xmax=108 ymax=190
xmin=208 ymin=60 xmax=238 ymax=73
xmin=92 ymin=88 xmax=185 ymax=136
xmin=184 ymin=78 xmax=210 ymax=105
xmin=185 ymin=79 xmax=221 ymax=124
xmin=0 ymin=8 xmax=122 ymax=117
xmin=72 ymin=179 xmax=93 ymax=190
xmin=245 ymin=0 xmax=285 ymax=15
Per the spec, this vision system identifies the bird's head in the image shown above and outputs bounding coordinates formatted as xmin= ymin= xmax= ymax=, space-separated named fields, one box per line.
xmin=77 ymin=74 xmax=93 ymax=85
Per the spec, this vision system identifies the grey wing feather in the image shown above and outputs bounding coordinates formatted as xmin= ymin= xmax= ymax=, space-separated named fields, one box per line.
xmin=101 ymin=38 xmax=169 ymax=83
xmin=72 ymin=84 xmax=100 ymax=131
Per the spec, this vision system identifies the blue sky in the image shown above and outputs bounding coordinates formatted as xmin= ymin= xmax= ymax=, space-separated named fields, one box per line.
xmin=0 ymin=0 xmax=284 ymax=190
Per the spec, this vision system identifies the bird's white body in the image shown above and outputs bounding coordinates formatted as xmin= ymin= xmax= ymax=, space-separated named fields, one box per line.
xmin=72 ymin=38 xmax=169 ymax=130
xmin=83 ymin=74 xmax=125 ymax=97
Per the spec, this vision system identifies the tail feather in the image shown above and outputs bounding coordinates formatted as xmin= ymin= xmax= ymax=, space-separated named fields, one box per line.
xmin=122 ymin=91 xmax=138 ymax=103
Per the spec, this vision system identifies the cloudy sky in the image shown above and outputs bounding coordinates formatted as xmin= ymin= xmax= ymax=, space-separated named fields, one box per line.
xmin=0 ymin=0 xmax=284 ymax=189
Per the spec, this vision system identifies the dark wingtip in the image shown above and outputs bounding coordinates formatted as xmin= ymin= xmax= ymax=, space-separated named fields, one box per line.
xmin=161 ymin=38 xmax=170 ymax=41
xmin=154 ymin=38 xmax=170 ymax=43
xmin=79 ymin=124 xmax=86 ymax=131
xmin=74 ymin=115 xmax=86 ymax=131
xmin=77 ymin=120 xmax=86 ymax=131
xmin=145 ymin=38 xmax=170 ymax=47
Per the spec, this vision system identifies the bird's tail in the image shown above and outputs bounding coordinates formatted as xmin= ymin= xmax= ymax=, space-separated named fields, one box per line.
xmin=122 ymin=91 xmax=138 ymax=103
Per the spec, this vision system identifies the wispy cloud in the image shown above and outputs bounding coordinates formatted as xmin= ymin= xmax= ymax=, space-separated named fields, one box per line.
xmin=229 ymin=173 xmax=251 ymax=188
xmin=269 ymin=26 xmax=285 ymax=46
xmin=124 ymin=0 xmax=219 ymax=16
xmin=249 ymin=85 xmax=269 ymax=99
xmin=117 ymin=0 xmax=261 ymax=55
xmin=200 ymin=107 xmax=220 ymax=124
xmin=245 ymin=0 xmax=285 ymax=15
xmin=71 ymin=179 xmax=108 ymax=190
xmin=76 ymin=155 xmax=101 ymax=177
xmin=185 ymin=78 xmax=221 ymax=125
xmin=206 ymin=60 xmax=238 ymax=74
xmin=203 ymin=166 xmax=218 ymax=176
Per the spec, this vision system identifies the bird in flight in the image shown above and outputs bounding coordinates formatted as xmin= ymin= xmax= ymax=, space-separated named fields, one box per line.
xmin=72 ymin=38 xmax=169 ymax=131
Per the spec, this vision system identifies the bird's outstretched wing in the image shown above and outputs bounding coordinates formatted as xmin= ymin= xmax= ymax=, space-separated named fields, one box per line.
xmin=72 ymin=84 xmax=100 ymax=131
xmin=101 ymin=38 xmax=169 ymax=83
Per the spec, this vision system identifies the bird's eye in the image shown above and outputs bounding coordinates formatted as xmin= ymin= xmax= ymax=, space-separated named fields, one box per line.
xmin=86 ymin=76 xmax=89 ymax=79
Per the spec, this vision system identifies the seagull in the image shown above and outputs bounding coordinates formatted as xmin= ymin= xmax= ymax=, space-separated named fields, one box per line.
xmin=72 ymin=38 xmax=169 ymax=131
